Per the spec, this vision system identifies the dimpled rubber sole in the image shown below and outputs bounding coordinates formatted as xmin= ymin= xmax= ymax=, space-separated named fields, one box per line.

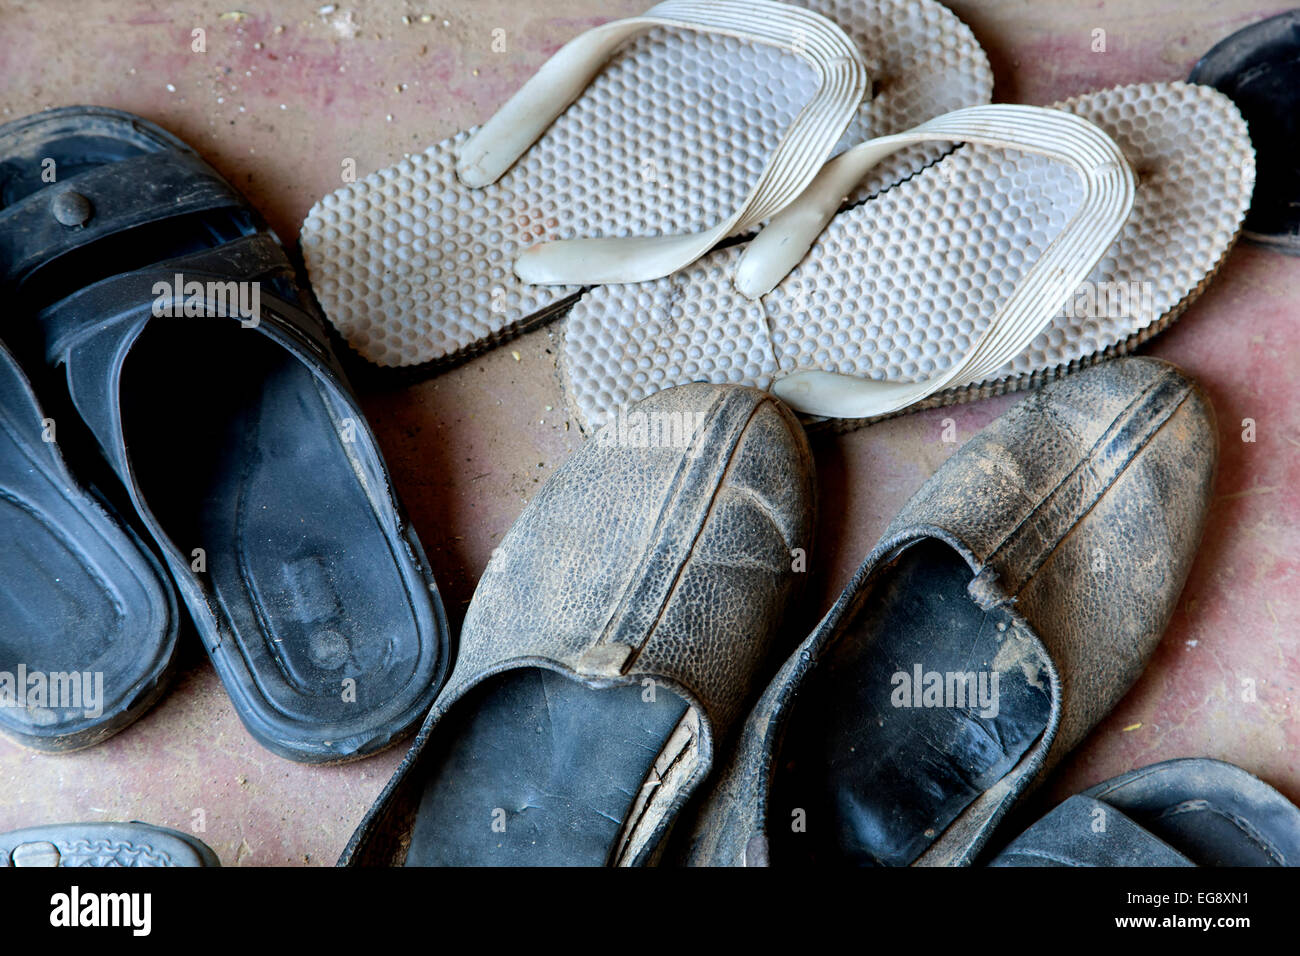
xmin=299 ymin=0 xmax=992 ymax=370
xmin=560 ymin=82 xmax=1255 ymax=432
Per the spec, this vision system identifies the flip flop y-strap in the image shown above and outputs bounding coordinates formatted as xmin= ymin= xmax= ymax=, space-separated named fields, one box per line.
xmin=742 ymin=105 xmax=1135 ymax=419
xmin=457 ymin=0 xmax=868 ymax=287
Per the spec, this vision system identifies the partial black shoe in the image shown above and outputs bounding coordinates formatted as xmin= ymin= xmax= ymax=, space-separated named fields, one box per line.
xmin=1190 ymin=9 xmax=1300 ymax=254
xmin=990 ymin=758 xmax=1300 ymax=866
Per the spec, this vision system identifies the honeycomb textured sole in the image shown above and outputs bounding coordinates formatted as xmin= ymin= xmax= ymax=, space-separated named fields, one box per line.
xmin=300 ymin=0 xmax=992 ymax=370
xmin=560 ymin=82 xmax=1254 ymax=431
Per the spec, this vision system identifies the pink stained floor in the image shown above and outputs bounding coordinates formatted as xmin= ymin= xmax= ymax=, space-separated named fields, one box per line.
xmin=0 ymin=0 xmax=1295 ymax=865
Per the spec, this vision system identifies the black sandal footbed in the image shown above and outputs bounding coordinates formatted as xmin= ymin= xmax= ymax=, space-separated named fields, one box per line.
xmin=1 ymin=106 xmax=451 ymax=763
xmin=403 ymin=667 xmax=693 ymax=867
xmin=0 ymin=340 xmax=179 ymax=752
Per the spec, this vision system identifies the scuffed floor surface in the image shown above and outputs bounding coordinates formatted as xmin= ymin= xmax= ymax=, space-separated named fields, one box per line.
xmin=0 ymin=0 xmax=1295 ymax=864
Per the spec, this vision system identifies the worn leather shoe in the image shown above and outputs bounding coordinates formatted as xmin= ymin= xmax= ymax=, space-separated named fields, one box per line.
xmin=341 ymin=383 xmax=816 ymax=866
xmin=682 ymin=357 xmax=1218 ymax=866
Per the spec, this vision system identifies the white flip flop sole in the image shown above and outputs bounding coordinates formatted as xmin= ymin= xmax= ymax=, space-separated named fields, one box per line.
xmin=300 ymin=0 xmax=991 ymax=371
xmin=560 ymin=81 xmax=1254 ymax=430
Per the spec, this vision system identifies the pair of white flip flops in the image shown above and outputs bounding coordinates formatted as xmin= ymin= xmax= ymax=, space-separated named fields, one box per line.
xmin=301 ymin=0 xmax=1254 ymax=431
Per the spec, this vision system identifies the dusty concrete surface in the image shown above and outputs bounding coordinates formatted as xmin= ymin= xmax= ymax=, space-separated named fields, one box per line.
xmin=0 ymin=0 xmax=1295 ymax=864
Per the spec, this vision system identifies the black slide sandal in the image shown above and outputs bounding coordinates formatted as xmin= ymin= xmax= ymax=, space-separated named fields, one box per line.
xmin=1082 ymin=758 xmax=1300 ymax=866
xmin=39 ymin=237 xmax=450 ymax=763
xmin=989 ymin=794 xmax=1198 ymax=867
xmin=0 ymin=107 xmax=256 ymax=319
xmin=0 ymin=107 xmax=451 ymax=763
xmin=0 ymin=340 xmax=177 ymax=752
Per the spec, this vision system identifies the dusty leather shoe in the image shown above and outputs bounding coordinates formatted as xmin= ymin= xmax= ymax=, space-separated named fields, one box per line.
xmin=682 ymin=356 xmax=1217 ymax=866
xmin=341 ymin=383 xmax=816 ymax=866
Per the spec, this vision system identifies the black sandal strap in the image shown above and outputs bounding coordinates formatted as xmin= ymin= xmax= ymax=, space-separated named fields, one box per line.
xmin=0 ymin=150 xmax=245 ymax=289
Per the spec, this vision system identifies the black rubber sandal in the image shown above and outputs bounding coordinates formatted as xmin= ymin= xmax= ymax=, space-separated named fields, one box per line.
xmin=0 ymin=107 xmax=451 ymax=763
xmin=0 ymin=339 xmax=178 ymax=752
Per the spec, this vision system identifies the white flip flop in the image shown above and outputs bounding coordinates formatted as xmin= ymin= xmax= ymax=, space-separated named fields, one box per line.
xmin=560 ymin=81 xmax=1254 ymax=429
xmin=300 ymin=0 xmax=992 ymax=371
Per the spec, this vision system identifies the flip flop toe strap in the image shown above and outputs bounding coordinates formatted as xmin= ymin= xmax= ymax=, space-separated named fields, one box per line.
xmin=751 ymin=105 xmax=1135 ymax=419
xmin=455 ymin=0 xmax=868 ymax=287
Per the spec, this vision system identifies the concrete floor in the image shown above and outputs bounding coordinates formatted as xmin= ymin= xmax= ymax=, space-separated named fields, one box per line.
xmin=0 ymin=0 xmax=1296 ymax=865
